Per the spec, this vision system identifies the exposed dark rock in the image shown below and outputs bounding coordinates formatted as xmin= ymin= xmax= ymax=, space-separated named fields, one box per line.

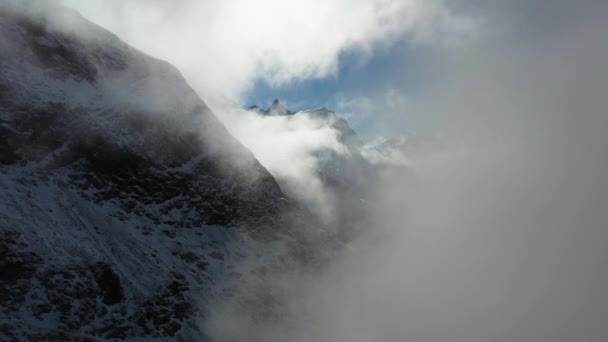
xmin=92 ymin=262 xmax=123 ymax=305
xmin=0 ymin=230 xmax=42 ymax=311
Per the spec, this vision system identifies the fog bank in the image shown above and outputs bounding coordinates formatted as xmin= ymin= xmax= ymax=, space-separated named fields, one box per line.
xmin=205 ymin=2 xmax=608 ymax=341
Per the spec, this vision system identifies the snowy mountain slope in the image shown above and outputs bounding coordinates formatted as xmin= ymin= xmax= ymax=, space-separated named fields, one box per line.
xmin=0 ymin=2 xmax=308 ymax=340
xmin=0 ymin=3 xmax=286 ymax=226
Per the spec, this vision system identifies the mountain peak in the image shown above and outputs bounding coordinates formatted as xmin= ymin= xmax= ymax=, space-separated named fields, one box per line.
xmin=269 ymin=99 xmax=291 ymax=116
xmin=248 ymin=99 xmax=293 ymax=116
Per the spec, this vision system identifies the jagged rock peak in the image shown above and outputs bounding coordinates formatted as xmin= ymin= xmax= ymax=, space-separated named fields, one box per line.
xmin=248 ymin=99 xmax=293 ymax=116
xmin=269 ymin=99 xmax=291 ymax=116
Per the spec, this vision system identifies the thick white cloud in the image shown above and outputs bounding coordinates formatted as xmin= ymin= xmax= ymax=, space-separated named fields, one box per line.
xmin=211 ymin=102 xmax=348 ymax=222
xmin=205 ymin=3 xmax=608 ymax=340
xmin=63 ymin=0 xmax=474 ymax=99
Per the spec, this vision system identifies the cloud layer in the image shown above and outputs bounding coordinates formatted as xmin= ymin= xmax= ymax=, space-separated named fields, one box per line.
xmin=63 ymin=0 xmax=473 ymax=99
xmin=210 ymin=101 xmax=347 ymax=222
xmin=203 ymin=1 xmax=608 ymax=341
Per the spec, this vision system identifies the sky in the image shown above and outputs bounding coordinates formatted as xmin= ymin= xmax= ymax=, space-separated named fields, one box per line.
xmin=242 ymin=39 xmax=433 ymax=139
xmin=61 ymin=0 xmax=475 ymax=140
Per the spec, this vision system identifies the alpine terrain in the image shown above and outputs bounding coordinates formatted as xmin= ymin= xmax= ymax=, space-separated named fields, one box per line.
xmin=0 ymin=2 xmax=325 ymax=340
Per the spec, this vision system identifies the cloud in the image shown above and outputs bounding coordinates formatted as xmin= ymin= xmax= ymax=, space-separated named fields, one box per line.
xmin=332 ymin=87 xmax=410 ymax=139
xmin=202 ymin=1 xmax=608 ymax=341
xmin=62 ymin=0 xmax=475 ymax=99
xmin=207 ymin=100 xmax=348 ymax=222
xmin=316 ymin=3 xmax=608 ymax=340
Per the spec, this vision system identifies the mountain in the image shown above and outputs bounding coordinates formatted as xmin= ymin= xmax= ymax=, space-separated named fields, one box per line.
xmin=248 ymin=99 xmax=293 ymax=116
xmin=0 ymin=2 xmax=308 ymax=340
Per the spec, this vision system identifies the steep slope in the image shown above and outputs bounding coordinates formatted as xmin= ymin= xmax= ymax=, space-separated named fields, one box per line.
xmin=0 ymin=2 xmax=294 ymax=340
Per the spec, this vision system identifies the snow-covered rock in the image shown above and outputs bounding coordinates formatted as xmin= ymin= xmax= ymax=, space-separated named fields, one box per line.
xmin=0 ymin=2 xmax=301 ymax=340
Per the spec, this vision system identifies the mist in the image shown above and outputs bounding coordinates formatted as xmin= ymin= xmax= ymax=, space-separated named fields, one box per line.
xmin=204 ymin=1 xmax=608 ymax=341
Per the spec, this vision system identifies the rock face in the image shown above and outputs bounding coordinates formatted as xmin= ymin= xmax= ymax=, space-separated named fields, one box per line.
xmin=248 ymin=99 xmax=293 ymax=116
xmin=0 ymin=2 xmax=294 ymax=340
